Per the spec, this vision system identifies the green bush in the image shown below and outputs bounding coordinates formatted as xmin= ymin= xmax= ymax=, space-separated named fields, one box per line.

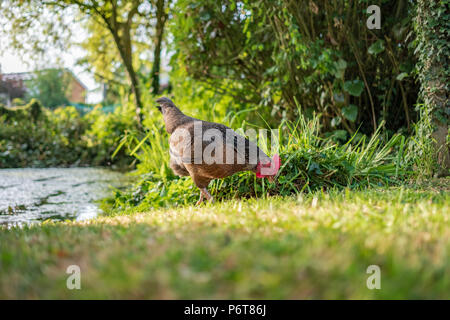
xmin=0 ymin=102 xmax=135 ymax=168
xmin=171 ymin=0 xmax=419 ymax=135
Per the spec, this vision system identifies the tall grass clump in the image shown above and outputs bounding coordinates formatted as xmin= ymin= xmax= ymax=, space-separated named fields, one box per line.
xmin=210 ymin=116 xmax=408 ymax=200
xmin=106 ymin=111 xmax=410 ymax=213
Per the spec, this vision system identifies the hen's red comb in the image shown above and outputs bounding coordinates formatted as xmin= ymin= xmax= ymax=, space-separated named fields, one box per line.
xmin=272 ymin=154 xmax=281 ymax=173
xmin=257 ymin=154 xmax=281 ymax=177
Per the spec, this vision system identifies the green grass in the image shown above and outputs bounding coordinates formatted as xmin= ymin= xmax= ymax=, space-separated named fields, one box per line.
xmin=1 ymin=180 xmax=449 ymax=299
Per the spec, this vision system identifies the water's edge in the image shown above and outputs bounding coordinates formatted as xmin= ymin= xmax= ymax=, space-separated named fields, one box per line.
xmin=0 ymin=167 xmax=129 ymax=227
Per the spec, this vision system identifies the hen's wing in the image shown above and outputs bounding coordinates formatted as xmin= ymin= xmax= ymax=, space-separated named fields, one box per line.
xmin=169 ymin=120 xmax=272 ymax=180
xmin=171 ymin=121 xmax=271 ymax=164
xmin=223 ymin=127 xmax=272 ymax=165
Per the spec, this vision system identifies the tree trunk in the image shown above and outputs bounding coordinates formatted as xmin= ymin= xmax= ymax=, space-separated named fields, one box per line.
xmin=126 ymin=61 xmax=145 ymax=126
xmin=150 ymin=0 xmax=167 ymax=95
xmin=109 ymin=23 xmax=144 ymax=127
xmin=416 ymin=1 xmax=449 ymax=177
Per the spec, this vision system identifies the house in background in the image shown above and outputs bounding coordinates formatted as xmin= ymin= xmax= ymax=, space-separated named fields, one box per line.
xmin=0 ymin=65 xmax=87 ymax=106
xmin=64 ymin=69 xmax=87 ymax=103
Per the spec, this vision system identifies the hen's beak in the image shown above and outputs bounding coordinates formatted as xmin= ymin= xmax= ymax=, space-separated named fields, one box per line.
xmin=155 ymin=105 xmax=162 ymax=112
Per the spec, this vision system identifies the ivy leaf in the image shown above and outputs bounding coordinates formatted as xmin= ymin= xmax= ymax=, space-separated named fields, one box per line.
xmin=330 ymin=130 xmax=348 ymax=142
xmin=344 ymin=79 xmax=364 ymax=97
xmin=200 ymin=11 xmax=211 ymax=21
xmin=308 ymin=161 xmax=322 ymax=175
xmin=333 ymin=93 xmax=345 ymax=107
xmin=396 ymin=72 xmax=408 ymax=81
xmin=332 ymin=58 xmax=347 ymax=79
xmin=331 ymin=116 xmax=341 ymax=127
xmin=368 ymin=39 xmax=385 ymax=55
xmin=342 ymin=104 xmax=358 ymax=122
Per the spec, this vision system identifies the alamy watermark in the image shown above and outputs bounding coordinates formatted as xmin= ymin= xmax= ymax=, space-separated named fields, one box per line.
xmin=366 ymin=265 xmax=381 ymax=290
xmin=66 ymin=265 xmax=81 ymax=290
xmin=367 ymin=5 xmax=381 ymax=30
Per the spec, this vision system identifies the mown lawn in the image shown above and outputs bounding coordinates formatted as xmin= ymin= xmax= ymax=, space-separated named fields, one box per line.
xmin=0 ymin=180 xmax=449 ymax=299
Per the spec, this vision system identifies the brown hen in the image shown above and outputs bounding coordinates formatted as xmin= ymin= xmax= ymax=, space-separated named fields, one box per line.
xmin=156 ymin=97 xmax=280 ymax=205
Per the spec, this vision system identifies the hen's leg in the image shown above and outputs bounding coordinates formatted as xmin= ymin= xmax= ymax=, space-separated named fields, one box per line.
xmin=202 ymin=188 xmax=214 ymax=203
xmin=195 ymin=191 xmax=204 ymax=206
xmin=188 ymin=173 xmax=212 ymax=206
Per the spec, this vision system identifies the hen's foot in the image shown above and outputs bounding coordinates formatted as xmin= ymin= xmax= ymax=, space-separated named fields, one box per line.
xmin=196 ymin=188 xmax=214 ymax=206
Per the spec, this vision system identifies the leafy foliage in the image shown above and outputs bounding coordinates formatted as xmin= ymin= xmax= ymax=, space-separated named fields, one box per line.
xmin=26 ymin=69 xmax=70 ymax=109
xmin=171 ymin=0 xmax=419 ymax=135
xmin=411 ymin=0 xmax=450 ymax=176
xmin=0 ymin=101 xmax=135 ymax=168
xmin=414 ymin=0 xmax=450 ymax=125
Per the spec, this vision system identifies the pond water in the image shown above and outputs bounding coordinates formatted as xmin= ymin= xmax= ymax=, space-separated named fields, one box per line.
xmin=0 ymin=168 xmax=128 ymax=227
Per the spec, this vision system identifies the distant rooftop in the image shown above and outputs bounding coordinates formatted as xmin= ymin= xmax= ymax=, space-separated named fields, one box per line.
xmin=0 ymin=68 xmax=87 ymax=90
